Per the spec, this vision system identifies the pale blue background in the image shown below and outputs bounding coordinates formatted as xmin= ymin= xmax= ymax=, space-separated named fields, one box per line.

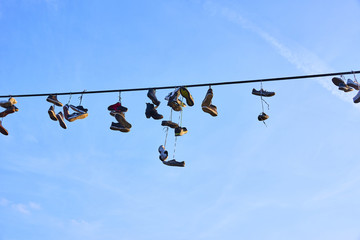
xmin=1 ymin=0 xmax=360 ymax=239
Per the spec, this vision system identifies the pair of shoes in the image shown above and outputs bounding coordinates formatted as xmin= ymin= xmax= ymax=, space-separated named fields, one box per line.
xmin=175 ymin=127 xmax=187 ymax=136
xmin=332 ymin=77 xmax=354 ymax=92
xmin=0 ymin=105 xmax=18 ymax=118
xmin=108 ymin=102 xmax=131 ymax=132
xmin=46 ymin=95 xmax=66 ymax=129
xmin=0 ymin=97 xmax=17 ymax=108
xmin=258 ymin=112 xmax=269 ymax=121
xmin=145 ymin=103 xmax=163 ymax=119
xmin=166 ymin=87 xmax=194 ymax=111
xmin=63 ymin=104 xmax=88 ymax=122
xmin=252 ymin=88 xmax=276 ymax=97
xmin=201 ymin=88 xmax=218 ymax=116
xmin=0 ymin=120 xmax=9 ymax=136
xmin=161 ymin=120 xmax=179 ymax=129
xmin=46 ymin=95 xmax=63 ymax=106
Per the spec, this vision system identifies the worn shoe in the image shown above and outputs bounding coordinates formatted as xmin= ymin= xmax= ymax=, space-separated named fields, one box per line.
xmin=110 ymin=122 xmax=130 ymax=132
xmin=0 ymin=120 xmax=8 ymax=135
xmin=201 ymin=88 xmax=213 ymax=107
xmin=115 ymin=112 xmax=132 ymax=129
xmin=145 ymin=103 xmax=163 ymax=120
xmin=46 ymin=95 xmax=63 ymax=107
xmin=161 ymin=120 xmax=179 ymax=129
xmin=108 ymin=102 xmax=128 ymax=112
xmin=162 ymin=159 xmax=185 ymax=167
xmin=158 ymin=145 xmax=168 ymax=161
xmin=332 ymin=77 xmax=345 ymax=87
xmin=252 ymin=88 xmax=275 ymax=97
xmin=202 ymin=104 xmax=218 ymax=117
xmin=258 ymin=112 xmax=269 ymax=121
xmin=147 ymin=89 xmax=160 ymax=106
xmin=0 ymin=106 xmax=17 ymax=118
xmin=0 ymin=97 xmax=17 ymax=108
xmin=56 ymin=112 xmax=67 ymax=129
xmin=167 ymin=88 xmax=183 ymax=111
xmin=70 ymin=105 xmax=88 ymax=113
xmin=353 ymin=90 xmax=360 ymax=103
xmin=338 ymin=81 xmax=353 ymax=92
xmin=48 ymin=105 xmax=57 ymax=121
xmin=347 ymin=79 xmax=360 ymax=90
xmin=63 ymin=104 xmax=88 ymax=122
xmin=175 ymin=127 xmax=188 ymax=136
xmin=180 ymin=87 xmax=194 ymax=106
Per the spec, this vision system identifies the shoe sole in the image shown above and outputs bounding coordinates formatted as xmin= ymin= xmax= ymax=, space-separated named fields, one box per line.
xmin=57 ymin=117 xmax=67 ymax=129
xmin=48 ymin=110 xmax=58 ymax=121
xmin=110 ymin=126 xmax=130 ymax=132
xmin=202 ymin=106 xmax=218 ymax=117
xmin=180 ymin=88 xmax=194 ymax=106
xmin=115 ymin=114 xmax=132 ymax=128
xmin=0 ymin=125 xmax=8 ymax=135
xmin=161 ymin=121 xmax=179 ymax=128
xmin=162 ymin=160 xmax=185 ymax=167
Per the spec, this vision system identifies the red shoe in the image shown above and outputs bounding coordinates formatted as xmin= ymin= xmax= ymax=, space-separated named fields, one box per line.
xmin=107 ymin=102 xmax=128 ymax=112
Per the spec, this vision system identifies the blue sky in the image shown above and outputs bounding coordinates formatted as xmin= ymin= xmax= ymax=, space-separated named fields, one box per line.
xmin=1 ymin=0 xmax=360 ymax=239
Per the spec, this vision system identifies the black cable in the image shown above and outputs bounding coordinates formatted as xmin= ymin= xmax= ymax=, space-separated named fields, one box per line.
xmin=0 ymin=70 xmax=358 ymax=98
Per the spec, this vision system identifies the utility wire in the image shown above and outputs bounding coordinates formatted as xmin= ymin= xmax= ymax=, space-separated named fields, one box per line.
xmin=0 ymin=70 xmax=358 ymax=98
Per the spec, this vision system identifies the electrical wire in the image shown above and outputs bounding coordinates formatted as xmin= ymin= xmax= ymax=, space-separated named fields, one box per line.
xmin=0 ymin=70 xmax=358 ymax=98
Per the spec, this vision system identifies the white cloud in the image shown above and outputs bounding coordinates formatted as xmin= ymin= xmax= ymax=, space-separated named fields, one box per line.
xmin=12 ymin=203 xmax=30 ymax=214
xmin=0 ymin=197 xmax=10 ymax=206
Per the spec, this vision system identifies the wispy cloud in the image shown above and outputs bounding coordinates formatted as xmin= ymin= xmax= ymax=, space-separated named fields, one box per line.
xmin=1 ymin=197 xmax=41 ymax=215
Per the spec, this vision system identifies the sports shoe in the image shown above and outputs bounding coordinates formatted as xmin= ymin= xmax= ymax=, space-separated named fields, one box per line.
xmin=162 ymin=159 xmax=185 ymax=167
xmin=115 ymin=112 xmax=132 ymax=129
xmin=353 ymin=90 xmax=360 ymax=103
xmin=158 ymin=145 xmax=168 ymax=161
xmin=70 ymin=105 xmax=88 ymax=113
xmin=167 ymin=88 xmax=183 ymax=111
xmin=347 ymin=79 xmax=360 ymax=90
xmin=332 ymin=77 xmax=345 ymax=86
xmin=258 ymin=112 xmax=269 ymax=121
xmin=0 ymin=120 xmax=8 ymax=135
xmin=56 ymin=112 xmax=67 ymax=129
xmin=338 ymin=81 xmax=353 ymax=92
xmin=145 ymin=103 xmax=163 ymax=120
xmin=175 ymin=127 xmax=188 ymax=136
xmin=147 ymin=89 xmax=160 ymax=106
xmin=201 ymin=88 xmax=218 ymax=116
xmin=46 ymin=95 xmax=63 ymax=107
xmin=63 ymin=105 xmax=88 ymax=122
xmin=0 ymin=106 xmax=17 ymax=118
xmin=202 ymin=104 xmax=218 ymax=117
xmin=48 ymin=105 xmax=57 ymax=121
xmin=110 ymin=122 xmax=130 ymax=132
xmin=107 ymin=102 xmax=128 ymax=112
xmin=252 ymin=88 xmax=275 ymax=97
xmin=161 ymin=120 xmax=179 ymax=129
xmin=180 ymin=87 xmax=194 ymax=106
xmin=0 ymin=97 xmax=17 ymax=108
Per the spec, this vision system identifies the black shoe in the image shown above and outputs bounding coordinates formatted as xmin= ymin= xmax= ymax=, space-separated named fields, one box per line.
xmin=47 ymin=95 xmax=63 ymax=107
xmin=48 ymin=105 xmax=58 ymax=121
xmin=115 ymin=112 xmax=132 ymax=129
xmin=175 ymin=127 xmax=187 ymax=136
xmin=162 ymin=159 xmax=185 ymax=167
xmin=0 ymin=120 xmax=8 ymax=135
xmin=145 ymin=103 xmax=163 ymax=120
xmin=110 ymin=122 xmax=130 ymax=132
xmin=147 ymin=89 xmax=160 ymax=106
xmin=180 ymin=87 xmax=194 ymax=106
xmin=70 ymin=105 xmax=88 ymax=113
xmin=161 ymin=120 xmax=179 ymax=129
xmin=158 ymin=145 xmax=168 ymax=161
xmin=258 ymin=112 xmax=269 ymax=121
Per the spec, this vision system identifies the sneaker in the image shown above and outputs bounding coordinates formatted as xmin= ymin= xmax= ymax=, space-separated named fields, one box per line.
xmin=110 ymin=122 xmax=130 ymax=132
xmin=338 ymin=82 xmax=353 ymax=92
xmin=180 ymin=87 xmax=194 ymax=106
xmin=46 ymin=95 xmax=63 ymax=107
xmin=0 ymin=97 xmax=17 ymax=108
xmin=158 ymin=145 xmax=168 ymax=161
xmin=0 ymin=120 xmax=8 ymax=135
xmin=201 ymin=88 xmax=213 ymax=108
xmin=56 ymin=112 xmax=67 ymax=129
xmin=63 ymin=104 xmax=88 ymax=122
xmin=161 ymin=120 xmax=179 ymax=129
xmin=48 ymin=105 xmax=57 ymax=121
xmin=115 ymin=112 xmax=132 ymax=129
xmin=0 ymin=106 xmax=17 ymax=118
xmin=162 ymin=159 xmax=185 ymax=167
xmin=252 ymin=88 xmax=275 ymax=97
xmin=147 ymin=89 xmax=160 ymax=106
xmin=107 ymin=102 xmax=128 ymax=112
xmin=347 ymin=79 xmax=360 ymax=90
xmin=258 ymin=112 xmax=269 ymax=121
xmin=175 ymin=127 xmax=188 ymax=136
xmin=332 ymin=77 xmax=345 ymax=87
xmin=202 ymin=104 xmax=218 ymax=117
xmin=167 ymin=88 xmax=183 ymax=111
xmin=70 ymin=105 xmax=88 ymax=113
xmin=353 ymin=90 xmax=360 ymax=103
xmin=145 ymin=103 xmax=163 ymax=120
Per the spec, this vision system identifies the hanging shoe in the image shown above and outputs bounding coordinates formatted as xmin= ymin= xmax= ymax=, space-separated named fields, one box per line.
xmin=175 ymin=127 xmax=187 ymax=136
xmin=0 ymin=97 xmax=17 ymax=108
xmin=162 ymin=159 xmax=185 ymax=167
xmin=110 ymin=122 xmax=130 ymax=132
xmin=158 ymin=145 xmax=168 ymax=161
xmin=167 ymin=88 xmax=183 ymax=111
xmin=147 ymin=89 xmax=160 ymax=106
xmin=252 ymin=88 xmax=275 ymax=97
xmin=0 ymin=120 xmax=8 ymax=136
xmin=201 ymin=88 xmax=217 ymax=116
xmin=107 ymin=102 xmax=128 ymax=112
xmin=353 ymin=90 xmax=360 ymax=103
xmin=145 ymin=103 xmax=163 ymax=120
xmin=332 ymin=77 xmax=345 ymax=87
xmin=48 ymin=105 xmax=57 ymax=121
xmin=202 ymin=104 xmax=218 ymax=117
xmin=338 ymin=81 xmax=353 ymax=92
xmin=64 ymin=105 xmax=88 ymax=122
xmin=258 ymin=112 xmax=269 ymax=121
xmin=180 ymin=87 xmax=194 ymax=106
xmin=70 ymin=105 xmax=88 ymax=113
xmin=161 ymin=120 xmax=179 ymax=129
xmin=0 ymin=105 xmax=17 ymax=118
xmin=115 ymin=112 xmax=132 ymax=129
xmin=46 ymin=95 xmax=63 ymax=107
xmin=56 ymin=112 xmax=67 ymax=129
xmin=347 ymin=79 xmax=360 ymax=90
